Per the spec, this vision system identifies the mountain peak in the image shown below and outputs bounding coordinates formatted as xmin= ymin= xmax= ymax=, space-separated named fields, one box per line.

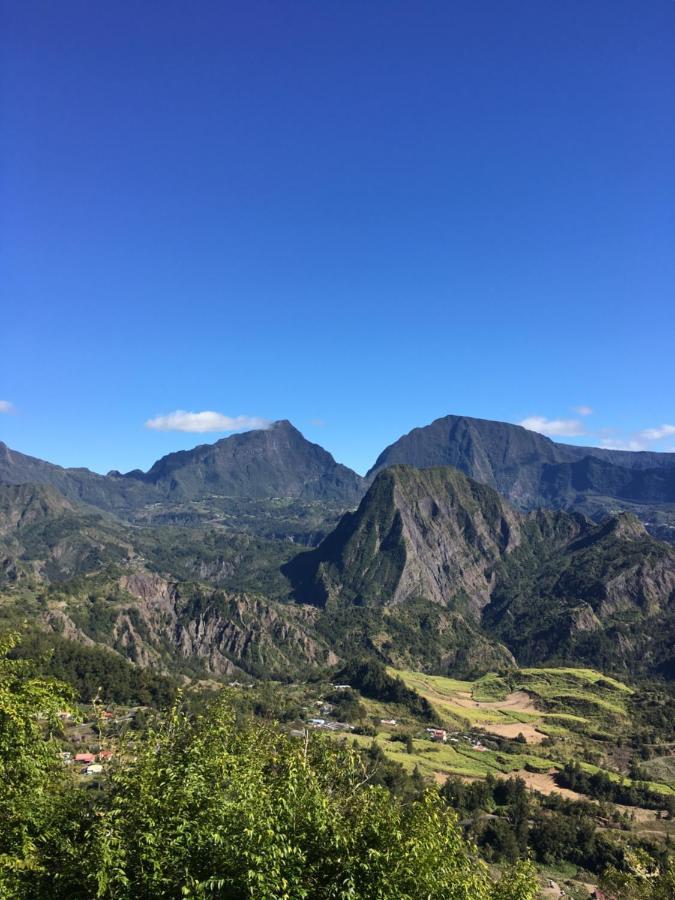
xmin=128 ymin=420 xmax=365 ymax=504
xmin=366 ymin=414 xmax=675 ymax=537
xmin=284 ymin=464 xmax=521 ymax=611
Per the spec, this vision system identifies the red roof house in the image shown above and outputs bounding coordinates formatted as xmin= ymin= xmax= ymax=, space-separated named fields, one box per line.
xmin=74 ymin=753 xmax=96 ymax=764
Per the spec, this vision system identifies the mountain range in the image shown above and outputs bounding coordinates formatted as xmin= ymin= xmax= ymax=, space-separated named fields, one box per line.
xmin=370 ymin=415 xmax=675 ymax=540
xmin=1 ymin=413 xmax=674 ymax=681
xmin=285 ymin=465 xmax=675 ymax=676
xmin=2 ymin=415 xmax=674 ymax=539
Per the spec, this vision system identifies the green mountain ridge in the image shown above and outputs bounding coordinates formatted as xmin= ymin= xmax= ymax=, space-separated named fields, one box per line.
xmin=3 ymin=413 xmax=675 ymax=541
xmin=285 ymin=466 xmax=675 ymax=676
xmin=369 ymin=414 xmax=675 ymax=539
xmin=1 ymin=423 xmax=675 ymax=681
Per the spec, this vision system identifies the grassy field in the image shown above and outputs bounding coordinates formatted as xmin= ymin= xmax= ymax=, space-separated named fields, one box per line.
xmin=342 ymin=731 xmax=554 ymax=780
xmin=642 ymin=754 xmax=675 ymax=786
xmin=380 ymin=666 xmax=675 ymax=797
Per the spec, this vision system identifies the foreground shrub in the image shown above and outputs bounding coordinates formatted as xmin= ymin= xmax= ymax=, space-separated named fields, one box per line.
xmin=40 ymin=695 xmax=536 ymax=899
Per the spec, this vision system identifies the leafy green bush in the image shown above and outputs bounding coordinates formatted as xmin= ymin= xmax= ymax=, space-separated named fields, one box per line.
xmin=25 ymin=691 xmax=538 ymax=899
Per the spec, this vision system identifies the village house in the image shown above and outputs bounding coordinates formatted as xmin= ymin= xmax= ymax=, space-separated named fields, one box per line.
xmin=74 ymin=753 xmax=96 ymax=764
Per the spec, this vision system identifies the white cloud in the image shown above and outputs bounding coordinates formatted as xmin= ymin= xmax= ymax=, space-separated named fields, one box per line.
xmin=599 ymin=438 xmax=648 ymax=452
xmin=0 ymin=400 xmax=14 ymax=414
xmin=573 ymin=405 xmax=593 ymax=416
xmin=638 ymin=424 xmax=675 ymax=442
xmin=145 ymin=411 xmax=270 ymax=433
xmin=518 ymin=416 xmax=586 ymax=438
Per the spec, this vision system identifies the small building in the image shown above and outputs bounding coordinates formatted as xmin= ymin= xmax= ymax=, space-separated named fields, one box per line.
xmin=308 ymin=718 xmax=325 ymax=727
xmin=426 ymin=728 xmax=448 ymax=742
xmin=85 ymin=763 xmax=103 ymax=775
xmin=74 ymin=753 xmax=96 ymax=764
xmin=380 ymin=719 xmax=397 ymax=726
xmin=98 ymin=750 xmax=114 ymax=761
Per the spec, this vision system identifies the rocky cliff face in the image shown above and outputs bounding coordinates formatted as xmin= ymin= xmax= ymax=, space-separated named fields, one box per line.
xmin=285 ymin=466 xmax=521 ymax=614
xmin=44 ymin=572 xmax=337 ymax=679
xmin=286 ymin=465 xmax=675 ymax=676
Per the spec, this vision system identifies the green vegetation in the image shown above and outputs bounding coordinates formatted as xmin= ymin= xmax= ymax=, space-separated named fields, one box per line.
xmin=473 ymin=673 xmax=510 ymax=702
xmin=10 ymin=632 xmax=178 ymax=707
xmin=392 ymin=666 xmax=675 ymax=800
xmin=1 ymin=630 xmax=674 ymax=897
xmin=0 ymin=636 xmax=540 ymax=900
xmin=558 ymin=762 xmax=674 ymax=808
xmin=0 ymin=632 xmax=75 ymax=893
xmin=339 ymin=657 xmax=436 ymax=720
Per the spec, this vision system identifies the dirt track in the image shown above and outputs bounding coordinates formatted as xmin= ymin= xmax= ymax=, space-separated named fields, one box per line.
xmin=478 ymin=722 xmax=547 ymax=744
xmin=451 ymin=690 xmax=539 ymax=714
xmin=498 ymin=770 xmax=587 ymax=802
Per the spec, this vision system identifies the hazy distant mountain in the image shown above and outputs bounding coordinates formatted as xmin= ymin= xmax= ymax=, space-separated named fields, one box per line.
xmin=121 ymin=420 xmax=366 ymax=504
xmin=0 ymin=441 xmax=156 ymax=511
xmin=0 ymin=422 xmax=366 ymax=532
xmin=367 ymin=415 xmax=675 ymax=538
xmin=286 ymin=465 xmax=675 ymax=675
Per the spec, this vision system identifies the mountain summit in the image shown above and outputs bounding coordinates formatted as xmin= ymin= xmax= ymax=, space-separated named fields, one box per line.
xmin=122 ymin=420 xmax=365 ymax=503
xmin=0 ymin=422 xmax=365 ymax=515
xmin=285 ymin=463 xmax=675 ymax=674
xmin=367 ymin=415 xmax=675 ymax=536
xmin=285 ymin=465 xmax=521 ymax=613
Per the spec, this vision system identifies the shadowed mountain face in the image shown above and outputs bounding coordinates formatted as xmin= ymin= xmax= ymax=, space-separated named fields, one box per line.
xmin=122 ymin=420 xmax=366 ymax=504
xmin=0 ymin=421 xmax=365 ymax=518
xmin=284 ymin=466 xmax=521 ymax=613
xmin=285 ymin=465 xmax=675 ymax=675
xmin=367 ymin=415 xmax=675 ymax=538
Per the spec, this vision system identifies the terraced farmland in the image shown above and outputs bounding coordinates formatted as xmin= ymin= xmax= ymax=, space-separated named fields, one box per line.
xmin=378 ymin=666 xmax=675 ymax=797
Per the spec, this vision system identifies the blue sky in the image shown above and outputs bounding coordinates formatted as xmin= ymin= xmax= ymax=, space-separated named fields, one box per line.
xmin=2 ymin=1 xmax=674 ymax=475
